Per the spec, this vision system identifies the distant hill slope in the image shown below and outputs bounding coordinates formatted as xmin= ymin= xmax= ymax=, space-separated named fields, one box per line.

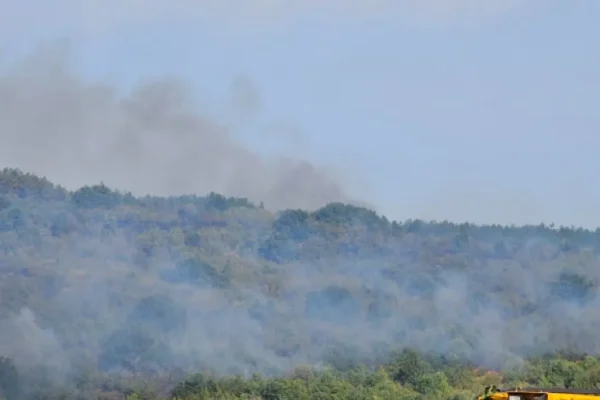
xmin=0 ymin=166 xmax=599 ymax=383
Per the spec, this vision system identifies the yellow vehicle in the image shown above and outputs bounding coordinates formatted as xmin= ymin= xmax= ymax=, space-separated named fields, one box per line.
xmin=479 ymin=386 xmax=600 ymax=400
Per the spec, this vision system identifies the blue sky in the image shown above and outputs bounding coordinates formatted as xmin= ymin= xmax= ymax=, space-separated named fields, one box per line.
xmin=0 ymin=1 xmax=599 ymax=227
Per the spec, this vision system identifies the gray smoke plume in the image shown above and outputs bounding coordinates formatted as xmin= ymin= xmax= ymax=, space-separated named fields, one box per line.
xmin=0 ymin=41 xmax=360 ymax=211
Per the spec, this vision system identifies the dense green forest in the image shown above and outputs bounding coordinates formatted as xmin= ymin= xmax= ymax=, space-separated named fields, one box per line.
xmin=1 ymin=167 xmax=600 ymax=400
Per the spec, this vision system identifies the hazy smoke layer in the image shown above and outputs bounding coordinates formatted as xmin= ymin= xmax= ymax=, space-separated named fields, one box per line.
xmin=0 ymin=176 xmax=598 ymax=388
xmin=0 ymin=42 xmax=356 ymax=211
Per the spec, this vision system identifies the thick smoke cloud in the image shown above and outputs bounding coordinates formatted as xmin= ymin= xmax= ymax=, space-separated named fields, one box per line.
xmin=0 ymin=308 xmax=68 ymax=375
xmin=0 ymin=42 xmax=358 ymax=211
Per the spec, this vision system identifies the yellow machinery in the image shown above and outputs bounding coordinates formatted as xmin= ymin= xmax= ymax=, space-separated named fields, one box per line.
xmin=478 ymin=386 xmax=600 ymax=400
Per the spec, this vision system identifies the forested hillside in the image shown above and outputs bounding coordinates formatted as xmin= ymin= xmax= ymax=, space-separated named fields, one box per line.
xmin=1 ymin=167 xmax=600 ymax=400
